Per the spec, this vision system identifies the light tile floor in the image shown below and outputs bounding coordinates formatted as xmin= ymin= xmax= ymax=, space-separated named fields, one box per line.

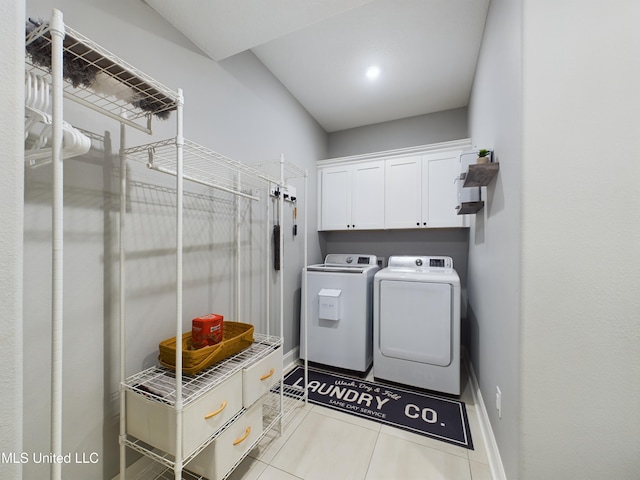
xmin=230 ymin=363 xmax=491 ymax=480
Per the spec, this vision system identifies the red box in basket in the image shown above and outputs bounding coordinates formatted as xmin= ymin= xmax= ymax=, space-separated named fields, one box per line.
xmin=191 ymin=314 xmax=224 ymax=349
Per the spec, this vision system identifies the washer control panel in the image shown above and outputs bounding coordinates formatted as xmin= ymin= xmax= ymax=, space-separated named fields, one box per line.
xmin=324 ymin=254 xmax=378 ymax=266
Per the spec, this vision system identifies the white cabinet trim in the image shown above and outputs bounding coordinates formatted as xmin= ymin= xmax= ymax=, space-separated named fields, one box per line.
xmin=318 ymin=138 xmax=472 ymax=167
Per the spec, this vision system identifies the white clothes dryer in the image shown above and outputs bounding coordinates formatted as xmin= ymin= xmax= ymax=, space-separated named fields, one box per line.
xmin=301 ymin=254 xmax=379 ymax=374
xmin=373 ymin=256 xmax=461 ymax=395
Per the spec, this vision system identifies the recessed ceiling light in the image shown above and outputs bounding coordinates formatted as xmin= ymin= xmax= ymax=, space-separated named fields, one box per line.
xmin=366 ymin=66 xmax=381 ymax=80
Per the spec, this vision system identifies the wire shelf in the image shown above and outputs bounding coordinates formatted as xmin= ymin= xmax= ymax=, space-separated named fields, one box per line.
xmin=123 ymin=139 xmax=282 ymax=198
xmin=255 ymin=159 xmax=307 ymax=182
xmin=263 ymin=383 xmax=306 ymax=426
xmin=151 ymin=470 xmax=205 ymax=480
xmin=124 ymin=334 xmax=282 ymax=407
xmin=116 ymin=458 xmax=206 ymax=480
xmin=25 ymin=19 xmax=179 ymax=130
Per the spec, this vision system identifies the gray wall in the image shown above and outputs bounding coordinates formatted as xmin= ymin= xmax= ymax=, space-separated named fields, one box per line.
xmin=468 ymin=1 xmax=640 ymax=479
xmin=320 ymin=230 xmax=468 ymax=286
xmin=20 ymin=1 xmax=325 ymax=478
xmin=466 ymin=0 xmax=523 ymax=477
xmin=327 ymin=107 xmax=468 ymax=158
xmin=0 ymin=2 xmax=25 ymax=479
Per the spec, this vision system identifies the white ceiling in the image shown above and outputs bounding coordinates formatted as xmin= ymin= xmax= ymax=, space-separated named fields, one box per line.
xmin=145 ymin=0 xmax=490 ymax=132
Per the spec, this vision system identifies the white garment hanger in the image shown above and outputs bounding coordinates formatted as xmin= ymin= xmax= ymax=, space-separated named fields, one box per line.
xmin=24 ymin=71 xmax=91 ymax=167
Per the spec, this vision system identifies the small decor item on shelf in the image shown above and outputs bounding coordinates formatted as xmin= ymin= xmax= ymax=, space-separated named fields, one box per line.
xmin=159 ymin=321 xmax=254 ymax=375
xmin=191 ymin=313 xmax=224 ymax=349
xmin=477 ymin=149 xmax=491 ymax=164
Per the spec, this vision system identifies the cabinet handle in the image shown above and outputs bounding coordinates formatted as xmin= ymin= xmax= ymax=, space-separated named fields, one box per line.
xmin=260 ymin=368 xmax=275 ymax=381
xmin=233 ymin=426 xmax=251 ymax=446
xmin=204 ymin=400 xmax=227 ymax=420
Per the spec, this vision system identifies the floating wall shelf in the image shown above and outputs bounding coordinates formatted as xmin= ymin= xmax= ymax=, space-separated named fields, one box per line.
xmin=457 ymin=162 xmax=500 ymax=215
xmin=462 ymin=162 xmax=500 ymax=187
xmin=456 ymin=201 xmax=486 ymax=215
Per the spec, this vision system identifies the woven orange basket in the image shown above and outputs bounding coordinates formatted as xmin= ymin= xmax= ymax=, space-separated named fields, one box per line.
xmin=158 ymin=321 xmax=254 ymax=375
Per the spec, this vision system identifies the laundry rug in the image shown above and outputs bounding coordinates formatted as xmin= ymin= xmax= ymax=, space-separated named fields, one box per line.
xmin=282 ymin=366 xmax=473 ymax=449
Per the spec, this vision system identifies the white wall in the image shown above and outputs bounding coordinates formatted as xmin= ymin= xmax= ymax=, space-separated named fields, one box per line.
xmin=0 ymin=2 xmax=25 ymax=479
xmin=467 ymin=0 xmax=523 ymax=477
xmin=519 ymin=1 xmax=640 ymax=478
xmin=327 ymin=107 xmax=468 ymax=158
xmin=21 ymin=1 xmax=326 ymax=478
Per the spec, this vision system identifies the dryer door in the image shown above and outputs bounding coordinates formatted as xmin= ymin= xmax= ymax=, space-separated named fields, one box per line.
xmin=379 ymin=280 xmax=452 ymax=367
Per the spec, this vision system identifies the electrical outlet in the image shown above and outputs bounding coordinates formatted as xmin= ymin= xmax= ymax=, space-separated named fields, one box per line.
xmin=496 ymin=386 xmax=502 ymax=419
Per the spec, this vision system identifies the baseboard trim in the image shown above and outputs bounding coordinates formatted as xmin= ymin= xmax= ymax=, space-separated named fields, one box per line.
xmin=467 ymin=360 xmax=507 ymax=480
xmin=283 ymin=346 xmax=299 ymax=372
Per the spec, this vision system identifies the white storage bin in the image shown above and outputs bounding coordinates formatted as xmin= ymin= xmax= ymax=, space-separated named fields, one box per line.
xmin=242 ymin=346 xmax=283 ymax=408
xmin=126 ymin=370 xmax=243 ymax=458
xmin=186 ymin=401 xmax=263 ymax=480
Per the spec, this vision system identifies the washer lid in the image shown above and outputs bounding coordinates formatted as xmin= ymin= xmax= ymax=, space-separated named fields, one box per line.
xmin=307 ymin=254 xmax=379 ymax=274
xmin=307 ymin=265 xmax=372 ymax=274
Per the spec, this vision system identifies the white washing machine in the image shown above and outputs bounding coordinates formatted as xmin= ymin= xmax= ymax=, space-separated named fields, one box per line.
xmin=301 ymin=254 xmax=379 ymax=374
xmin=373 ymin=255 xmax=461 ymax=395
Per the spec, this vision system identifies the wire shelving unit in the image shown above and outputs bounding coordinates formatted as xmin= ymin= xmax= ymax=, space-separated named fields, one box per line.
xmin=26 ymin=9 xmax=307 ymax=480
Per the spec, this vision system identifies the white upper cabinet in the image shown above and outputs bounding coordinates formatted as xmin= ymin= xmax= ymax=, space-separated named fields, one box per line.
xmin=351 ymin=161 xmax=385 ymax=230
xmin=422 ymin=151 xmax=465 ymax=228
xmin=318 ymin=140 xmax=471 ymax=231
xmin=319 ymin=164 xmax=351 ymax=230
xmin=384 ymin=152 xmax=464 ymax=229
xmin=384 ymin=156 xmax=423 ymax=228
xmin=319 ymin=160 xmax=385 ymax=230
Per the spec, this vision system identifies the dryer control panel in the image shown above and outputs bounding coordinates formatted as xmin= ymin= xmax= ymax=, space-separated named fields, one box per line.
xmin=427 ymin=258 xmax=449 ymax=268
xmin=387 ymin=256 xmax=453 ymax=270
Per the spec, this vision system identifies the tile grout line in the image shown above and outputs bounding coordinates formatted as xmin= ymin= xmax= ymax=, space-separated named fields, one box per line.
xmin=362 ymin=428 xmax=382 ymax=480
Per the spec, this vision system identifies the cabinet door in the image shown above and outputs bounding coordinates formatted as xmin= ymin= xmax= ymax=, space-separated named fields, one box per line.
xmin=384 ymin=156 xmax=422 ymax=229
xmin=319 ymin=165 xmax=351 ymax=230
xmin=422 ymin=152 xmax=465 ymax=228
xmin=351 ymin=161 xmax=385 ymax=230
